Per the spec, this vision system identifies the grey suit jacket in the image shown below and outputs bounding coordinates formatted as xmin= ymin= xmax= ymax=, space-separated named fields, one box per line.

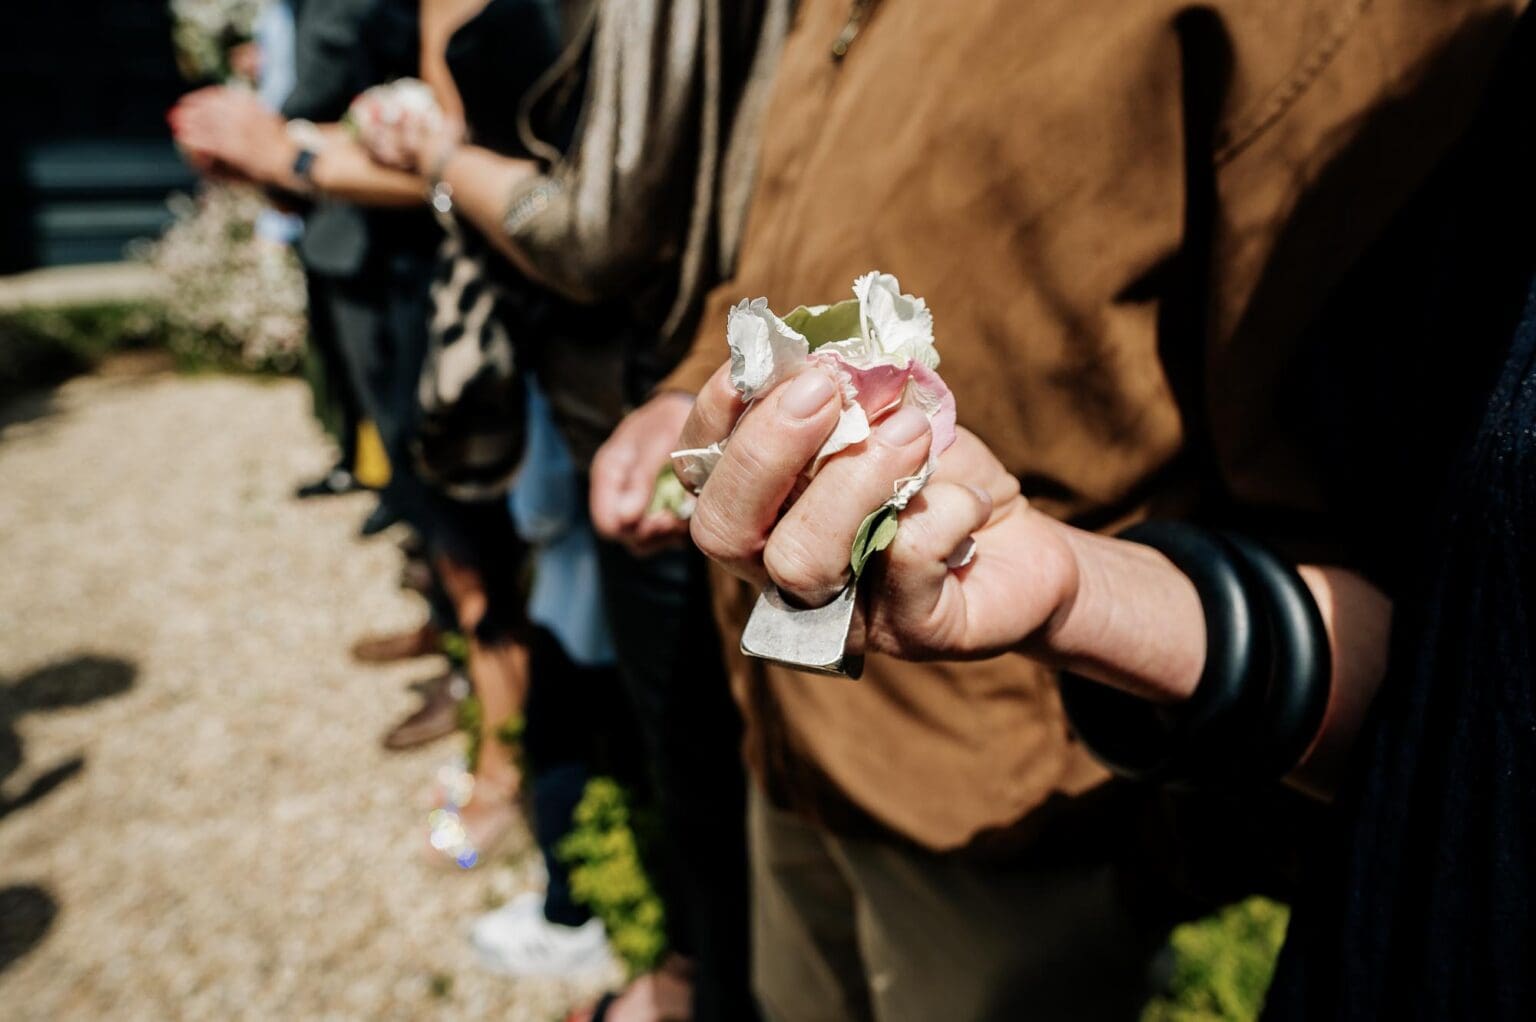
xmin=282 ymin=0 xmax=390 ymax=278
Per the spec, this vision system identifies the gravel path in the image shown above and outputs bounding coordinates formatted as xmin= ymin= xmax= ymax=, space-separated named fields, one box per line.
xmin=0 ymin=369 xmax=616 ymax=1019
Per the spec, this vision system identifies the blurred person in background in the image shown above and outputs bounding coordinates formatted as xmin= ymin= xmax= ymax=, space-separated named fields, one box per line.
xmin=374 ymin=1 xmax=791 ymax=1017
xmin=401 ymin=0 xmax=647 ymax=972
xmin=239 ymin=0 xmax=308 ymax=254
xmin=171 ymin=0 xmax=534 ymax=861
xmin=618 ymin=1 xmax=1530 ymax=1019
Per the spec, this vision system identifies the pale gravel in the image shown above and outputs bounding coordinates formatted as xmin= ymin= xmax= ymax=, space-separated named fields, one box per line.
xmin=0 ymin=369 xmax=619 ymax=1020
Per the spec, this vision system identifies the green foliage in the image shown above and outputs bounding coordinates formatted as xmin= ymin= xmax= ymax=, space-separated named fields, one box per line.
xmin=558 ymin=777 xmax=668 ymax=976
xmin=439 ymin=630 xmax=470 ymax=665
xmin=646 ymin=464 xmax=694 ymax=518
xmin=455 ymin=694 xmax=524 ymax=773
xmin=0 ymin=289 xmax=299 ymax=408
xmin=0 ymin=303 xmax=163 ymax=402
xmin=1142 ymin=897 xmax=1290 ymax=1022
xmin=851 ymin=503 xmax=900 ymax=576
xmin=782 ymin=298 xmax=861 ymax=349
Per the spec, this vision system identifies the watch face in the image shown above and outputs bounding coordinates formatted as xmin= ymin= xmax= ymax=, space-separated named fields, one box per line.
xmin=292 ymin=148 xmax=318 ymax=185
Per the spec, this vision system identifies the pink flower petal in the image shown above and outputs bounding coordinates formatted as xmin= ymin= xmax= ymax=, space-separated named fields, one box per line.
xmin=814 ymin=352 xmax=910 ymax=422
xmin=907 ymin=360 xmax=957 ymax=460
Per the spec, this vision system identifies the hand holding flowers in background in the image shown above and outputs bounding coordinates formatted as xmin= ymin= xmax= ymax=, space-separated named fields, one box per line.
xmin=347 ymin=78 xmax=461 ymax=176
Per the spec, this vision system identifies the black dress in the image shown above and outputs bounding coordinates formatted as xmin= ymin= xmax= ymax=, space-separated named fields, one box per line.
xmin=1265 ymin=9 xmax=1536 ymax=1018
xmin=441 ymin=0 xmax=632 ymax=472
xmin=446 ymin=9 xmax=758 ymax=1020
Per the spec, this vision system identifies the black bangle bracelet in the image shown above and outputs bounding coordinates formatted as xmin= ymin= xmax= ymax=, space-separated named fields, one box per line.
xmin=1220 ymin=533 xmax=1332 ymax=780
xmin=1057 ymin=522 xmax=1259 ymax=784
xmin=1058 ymin=521 xmax=1332 ymax=788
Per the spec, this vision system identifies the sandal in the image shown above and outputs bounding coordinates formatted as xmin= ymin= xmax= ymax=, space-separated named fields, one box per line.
xmin=565 ymin=960 xmax=694 ymax=1022
xmin=565 ymin=992 xmax=618 ymax=1022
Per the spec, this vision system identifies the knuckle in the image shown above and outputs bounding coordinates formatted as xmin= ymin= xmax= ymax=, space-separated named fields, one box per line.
xmin=891 ymin=505 xmax=949 ymax=563
xmin=892 ymin=487 xmax=980 ymax=561
xmin=689 ymin=502 xmax=756 ymax=566
xmin=724 ymin=432 xmax=777 ymax=479
xmin=869 ymin=591 xmax=957 ymax=661
xmin=763 ymin=532 xmax=842 ymax=601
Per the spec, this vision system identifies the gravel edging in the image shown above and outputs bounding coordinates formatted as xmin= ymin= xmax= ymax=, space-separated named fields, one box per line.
xmin=0 ymin=371 xmax=618 ymax=1019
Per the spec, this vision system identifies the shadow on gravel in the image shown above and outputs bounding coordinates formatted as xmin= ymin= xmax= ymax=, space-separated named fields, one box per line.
xmin=0 ymin=656 xmax=136 ymax=977
xmin=0 ymin=884 xmax=58 ymax=974
xmin=0 ymin=653 xmax=136 ymax=819
xmin=0 ymin=390 xmax=59 ymax=441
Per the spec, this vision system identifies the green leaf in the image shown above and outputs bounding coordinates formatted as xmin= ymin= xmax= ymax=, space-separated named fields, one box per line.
xmin=646 ymin=463 xmax=693 ymax=517
xmin=850 ymin=504 xmax=900 ymax=577
xmin=783 ymin=298 xmax=861 ymax=350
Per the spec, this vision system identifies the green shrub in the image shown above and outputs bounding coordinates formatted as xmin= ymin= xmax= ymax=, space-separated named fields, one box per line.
xmin=1142 ymin=896 xmax=1290 ymax=1022
xmin=0 ymin=302 xmax=166 ymax=402
xmin=558 ymin=777 xmax=668 ymax=975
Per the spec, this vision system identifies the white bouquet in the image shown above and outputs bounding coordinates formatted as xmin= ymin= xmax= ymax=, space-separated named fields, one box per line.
xmin=169 ymin=0 xmax=264 ymax=82
xmin=142 ymin=184 xmax=308 ymax=371
xmin=345 ymin=78 xmax=448 ymax=172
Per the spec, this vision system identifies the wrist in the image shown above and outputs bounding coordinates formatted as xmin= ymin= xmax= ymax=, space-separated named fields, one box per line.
xmin=1010 ymin=511 xmax=1085 ymax=661
xmin=270 ymin=138 xmax=305 ymax=191
xmin=425 ymin=136 xmax=461 ymax=186
xmin=1026 ymin=521 xmax=1205 ymax=703
xmin=274 ymin=119 xmax=318 ymax=192
xmin=423 ymin=138 xmax=464 ymax=214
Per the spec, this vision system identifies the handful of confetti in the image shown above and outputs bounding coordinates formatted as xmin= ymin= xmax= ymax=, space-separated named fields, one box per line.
xmin=344 ymin=77 xmax=446 ymax=171
xmin=672 ymin=272 xmax=957 ymax=577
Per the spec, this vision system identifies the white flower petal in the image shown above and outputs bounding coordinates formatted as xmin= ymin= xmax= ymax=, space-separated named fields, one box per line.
xmin=814 ymin=335 xmax=895 ymax=370
xmin=812 ymin=402 xmax=871 ymax=470
xmin=669 ymin=442 xmax=726 ymax=492
xmin=727 ymin=298 xmax=809 ymax=400
xmin=945 ymin=537 xmax=978 ymax=569
xmin=887 ymin=467 xmax=933 ymax=511
xmin=853 ymin=271 xmax=937 ymax=363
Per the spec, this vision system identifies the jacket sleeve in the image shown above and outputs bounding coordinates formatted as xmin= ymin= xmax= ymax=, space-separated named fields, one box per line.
xmin=280 ymin=0 xmax=376 ymax=122
xmin=654 ymin=273 xmax=737 ymax=395
xmin=500 ymin=0 xmax=711 ymax=304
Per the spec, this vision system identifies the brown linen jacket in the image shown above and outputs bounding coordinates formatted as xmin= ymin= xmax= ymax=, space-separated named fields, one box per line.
xmin=661 ymin=0 xmax=1528 ymax=853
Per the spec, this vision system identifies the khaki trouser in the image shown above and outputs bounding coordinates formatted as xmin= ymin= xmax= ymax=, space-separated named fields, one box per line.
xmin=749 ymin=787 xmax=1155 ymax=1022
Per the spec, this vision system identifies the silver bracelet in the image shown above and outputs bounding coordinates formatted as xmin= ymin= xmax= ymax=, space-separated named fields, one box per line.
xmin=425 ymin=143 xmax=461 ymax=215
xmin=502 ymin=180 xmax=556 ymax=235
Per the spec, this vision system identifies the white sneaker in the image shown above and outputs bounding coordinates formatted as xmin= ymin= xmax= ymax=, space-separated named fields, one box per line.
xmin=470 ymin=894 xmax=614 ymax=978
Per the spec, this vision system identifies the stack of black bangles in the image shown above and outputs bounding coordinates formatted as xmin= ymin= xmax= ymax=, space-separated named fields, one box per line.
xmin=1057 ymin=520 xmax=1331 ymax=788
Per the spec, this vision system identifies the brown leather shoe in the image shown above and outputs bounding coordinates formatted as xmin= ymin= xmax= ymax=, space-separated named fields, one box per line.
xmin=351 ymin=623 xmax=441 ymax=663
xmin=383 ymin=670 xmax=469 ymax=750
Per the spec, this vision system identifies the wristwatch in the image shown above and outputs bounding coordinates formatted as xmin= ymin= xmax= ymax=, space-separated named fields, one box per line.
xmin=290 ymin=147 xmax=320 ymax=194
xmin=285 ymin=119 xmax=325 ymax=195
